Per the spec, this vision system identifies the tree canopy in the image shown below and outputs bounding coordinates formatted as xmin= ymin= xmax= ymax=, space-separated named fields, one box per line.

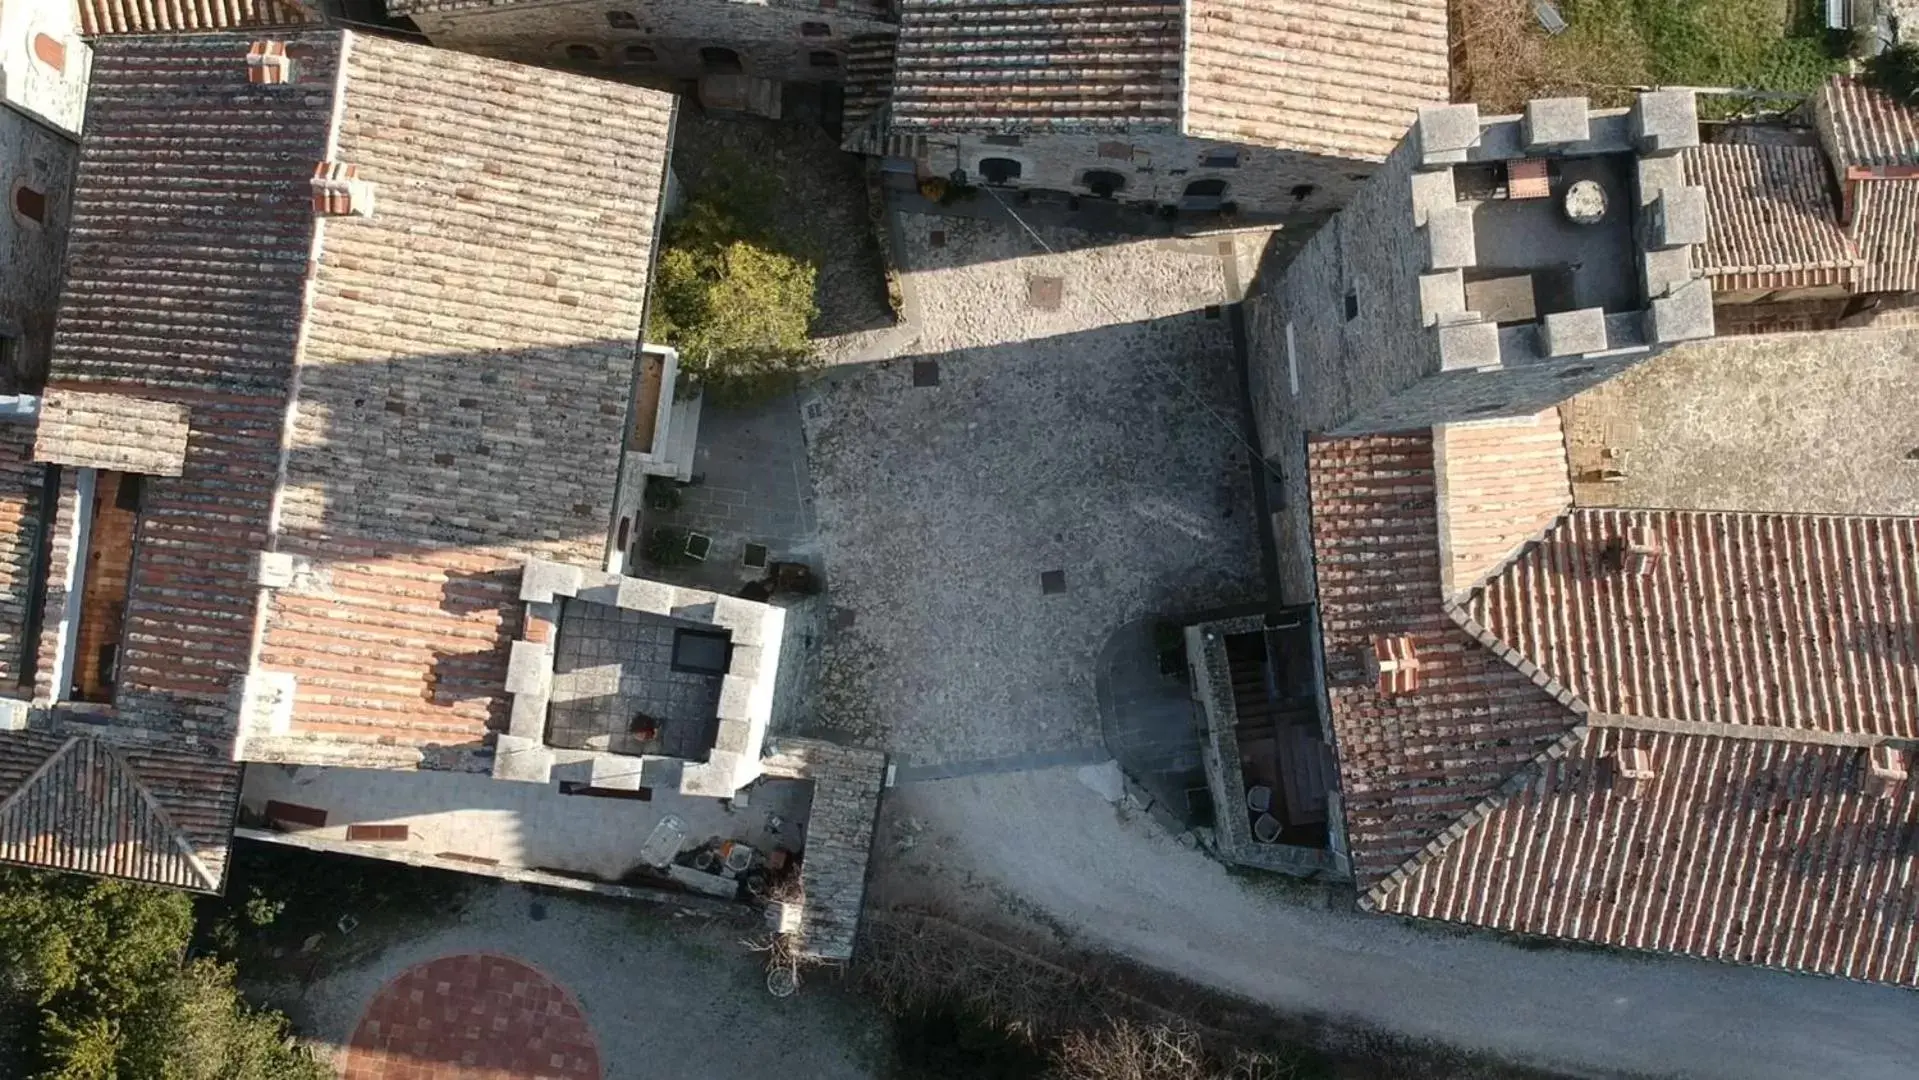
xmin=647 ymin=197 xmax=820 ymax=406
xmin=1865 ymin=43 xmax=1919 ymax=106
xmin=0 ymin=869 xmax=329 ymax=1080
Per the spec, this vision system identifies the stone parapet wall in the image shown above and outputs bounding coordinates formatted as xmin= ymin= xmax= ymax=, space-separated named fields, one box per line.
xmin=760 ymin=735 xmax=885 ymax=961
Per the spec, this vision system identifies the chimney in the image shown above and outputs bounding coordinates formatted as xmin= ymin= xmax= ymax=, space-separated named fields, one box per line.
xmin=311 ymin=162 xmax=375 ymax=218
xmin=1611 ymin=746 xmax=1656 ymax=799
xmin=1369 ymin=635 xmax=1422 ymax=696
xmin=247 ymin=41 xmax=293 ymax=84
xmin=1623 ymin=524 xmax=1659 ymax=575
xmin=1863 ymin=744 xmax=1908 ymax=799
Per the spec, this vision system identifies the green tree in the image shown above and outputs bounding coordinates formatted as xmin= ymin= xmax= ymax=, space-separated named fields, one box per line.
xmin=1866 ymin=43 xmax=1919 ymax=106
xmin=0 ymin=870 xmax=329 ymax=1080
xmin=647 ymin=198 xmax=820 ymax=406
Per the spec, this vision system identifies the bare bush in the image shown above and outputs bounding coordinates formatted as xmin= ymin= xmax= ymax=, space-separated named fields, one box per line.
xmin=1054 ymin=1021 xmax=1309 ymax=1080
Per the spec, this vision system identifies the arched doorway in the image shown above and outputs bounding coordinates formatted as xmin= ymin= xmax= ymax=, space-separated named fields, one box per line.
xmin=1180 ymin=178 xmax=1228 ymax=211
xmin=977 ymin=157 xmax=1022 ymax=186
xmin=700 ymin=46 xmax=742 ymax=72
xmin=1081 ymin=169 xmax=1125 ymax=198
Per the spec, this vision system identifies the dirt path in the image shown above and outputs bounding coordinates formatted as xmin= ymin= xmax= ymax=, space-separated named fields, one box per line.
xmin=875 ymin=766 xmax=1919 ymax=1080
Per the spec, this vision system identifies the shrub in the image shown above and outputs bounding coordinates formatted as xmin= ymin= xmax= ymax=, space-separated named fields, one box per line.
xmin=648 ymin=198 xmax=820 ymax=406
xmin=0 ymin=869 xmax=330 ymax=1080
xmin=1866 ymin=43 xmax=1919 ymax=105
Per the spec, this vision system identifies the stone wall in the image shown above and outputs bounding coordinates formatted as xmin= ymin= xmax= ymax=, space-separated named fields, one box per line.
xmin=760 ymin=735 xmax=885 ymax=961
xmin=0 ymin=105 xmax=77 ymax=389
xmin=403 ymin=0 xmax=894 ymax=84
xmin=912 ymin=129 xmax=1370 ymax=219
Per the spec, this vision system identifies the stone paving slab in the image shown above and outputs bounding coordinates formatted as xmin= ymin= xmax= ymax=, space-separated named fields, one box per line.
xmin=340 ymin=953 xmax=598 ymax=1080
xmin=801 ymin=215 xmax=1266 ymax=763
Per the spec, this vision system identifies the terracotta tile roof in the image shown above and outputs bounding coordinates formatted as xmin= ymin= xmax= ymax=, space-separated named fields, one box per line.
xmin=0 ymin=422 xmax=45 ymax=690
xmin=0 ymin=732 xmax=238 ymax=891
xmin=1432 ymin=412 xmax=1570 ymax=598
xmin=1307 ymin=432 xmax=1580 ymax=886
xmin=1467 ymin=509 xmax=1919 ymax=738
xmin=1182 ymin=0 xmax=1449 ymax=160
xmin=78 ymin=0 xmax=317 ymax=36
xmin=45 ymin=29 xmax=674 ymax=785
xmin=1681 ymin=142 xmax=1862 ymax=293
xmin=887 ymin=0 xmax=1183 ymax=131
xmin=33 ymin=389 xmax=191 ymax=477
xmin=256 ymin=33 xmax=672 ymax=761
xmin=1815 ymin=76 xmax=1919 ymax=170
xmin=1313 ymin=426 xmax=1919 ymax=984
xmin=1852 ymin=177 xmax=1919 ymax=292
xmin=56 ymin=34 xmax=338 ymax=396
xmin=1374 ymin=726 xmax=1919 ymax=985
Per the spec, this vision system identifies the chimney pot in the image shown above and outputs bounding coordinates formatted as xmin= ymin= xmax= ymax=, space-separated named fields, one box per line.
xmin=312 ymin=161 xmax=375 ymax=218
xmin=247 ymin=41 xmax=293 ymax=84
xmin=1368 ymin=634 xmax=1422 ymax=696
xmin=1863 ymin=744 xmax=1908 ymax=798
xmin=1624 ymin=524 xmax=1660 ymax=575
xmin=1612 ymin=745 xmax=1656 ymax=799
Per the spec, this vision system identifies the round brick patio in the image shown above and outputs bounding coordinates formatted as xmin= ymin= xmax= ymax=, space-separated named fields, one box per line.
xmin=339 ymin=953 xmax=600 ymax=1080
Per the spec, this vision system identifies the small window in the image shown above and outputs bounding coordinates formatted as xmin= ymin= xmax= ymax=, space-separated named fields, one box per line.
xmin=1081 ymin=169 xmax=1125 ymax=197
xmin=345 ymin=823 xmax=411 ymax=842
xmin=985 ymin=134 xmax=1022 ymax=147
xmin=1290 ymin=183 xmax=1316 ymax=201
xmin=606 ymin=10 xmax=637 ymax=27
xmin=700 ymin=46 xmax=742 ymax=72
xmin=624 ymin=44 xmax=657 ymax=63
xmin=1097 ymin=141 xmax=1132 ymax=160
xmin=800 ymin=20 xmax=830 ymax=36
xmin=978 ymin=157 xmax=1022 ymax=185
xmin=1343 ymin=290 xmax=1359 ymax=321
xmin=564 ymin=43 xmax=601 ymax=62
xmin=1183 ymin=178 xmax=1227 ymax=199
xmin=32 ymin=33 xmax=65 ymax=73
xmin=1201 ymin=148 xmax=1240 ymax=168
xmin=1465 ymin=401 xmax=1508 ymax=416
xmin=13 ymin=184 xmax=45 ymax=225
xmin=809 ymin=50 xmax=839 ymax=68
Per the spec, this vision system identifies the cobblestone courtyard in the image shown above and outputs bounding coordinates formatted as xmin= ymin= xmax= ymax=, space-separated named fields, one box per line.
xmin=802 ymin=214 xmax=1266 ymax=768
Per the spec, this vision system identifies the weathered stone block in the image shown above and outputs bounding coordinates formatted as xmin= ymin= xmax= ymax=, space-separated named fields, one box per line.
xmin=714 ymin=674 xmax=754 ymax=722
xmin=519 ymin=558 xmax=584 ymax=603
xmin=1542 ymin=307 xmax=1609 ymax=356
xmin=1436 ymin=319 xmax=1501 ymax=372
xmin=1419 ymin=270 xmax=1465 ymax=327
xmin=253 ymin=551 xmax=296 ymax=588
xmin=506 ymin=690 xmax=547 ymax=739
xmin=1416 ymin=103 xmax=1481 ymax=167
xmin=1636 ymin=154 xmax=1684 ymax=204
xmin=1524 ymin=97 xmax=1591 ymax=147
xmin=1632 ymin=90 xmax=1699 ymax=154
xmin=492 ymin=734 xmax=553 ymax=783
xmin=1424 ymin=205 xmax=1477 ymax=270
xmin=1652 ymin=185 xmax=1708 ymax=248
xmin=1408 ymin=167 xmax=1456 ymax=228
xmin=503 ymin=640 xmax=552 ymax=695
xmin=590 ymin=753 xmax=647 ymax=790
xmin=1641 ymin=245 xmax=1695 ymax=300
xmin=615 ymin=575 xmax=676 ymax=613
xmin=1645 ymin=277 xmax=1715 ymax=343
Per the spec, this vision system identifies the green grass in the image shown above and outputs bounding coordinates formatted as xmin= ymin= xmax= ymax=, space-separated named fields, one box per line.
xmin=1551 ymin=0 xmax=1843 ymax=101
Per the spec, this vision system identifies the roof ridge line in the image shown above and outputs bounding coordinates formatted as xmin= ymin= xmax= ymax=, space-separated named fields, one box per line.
xmin=1443 ymin=505 xmax=1573 ymax=605
xmin=1587 ymin=711 xmax=1898 ymax=749
xmin=1360 ymin=720 xmax=1590 ymax=913
xmin=0 ymin=736 xmax=81 ymax=822
xmin=1354 ymin=599 xmax=1594 ymax=912
xmin=101 ymin=741 xmax=222 ymax=892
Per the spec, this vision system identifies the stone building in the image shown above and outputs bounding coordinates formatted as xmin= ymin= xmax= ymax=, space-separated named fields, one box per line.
xmin=1205 ymin=89 xmax=1919 ymax=989
xmin=0 ymin=30 xmax=882 ymax=957
xmin=843 ymin=0 xmax=1451 ymax=219
xmin=387 ymin=0 xmax=896 ymax=91
xmin=0 ymin=0 xmax=88 ymax=389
